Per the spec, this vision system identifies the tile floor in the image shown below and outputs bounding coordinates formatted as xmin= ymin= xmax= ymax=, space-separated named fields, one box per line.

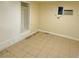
xmin=0 ymin=32 xmax=79 ymax=58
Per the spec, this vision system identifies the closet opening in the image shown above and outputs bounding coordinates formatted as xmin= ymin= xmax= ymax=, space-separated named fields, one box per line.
xmin=21 ymin=2 xmax=30 ymax=33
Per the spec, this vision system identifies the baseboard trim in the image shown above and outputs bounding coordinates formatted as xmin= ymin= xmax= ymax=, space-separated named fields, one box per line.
xmin=0 ymin=29 xmax=79 ymax=51
xmin=0 ymin=30 xmax=38 ymax=51
xmin=39 ymin=29 xmax=79 ymax=41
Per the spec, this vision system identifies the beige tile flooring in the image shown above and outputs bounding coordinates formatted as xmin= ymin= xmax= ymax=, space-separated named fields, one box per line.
xmin=0 ymin=32 xmax=79 ymax=58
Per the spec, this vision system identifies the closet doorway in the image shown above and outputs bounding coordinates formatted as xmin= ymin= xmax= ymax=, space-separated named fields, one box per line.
xmin=21 ymin=2 xmax=30 ymax=33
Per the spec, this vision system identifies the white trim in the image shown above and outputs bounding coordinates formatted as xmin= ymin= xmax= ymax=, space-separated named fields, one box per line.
xmin=28 ymin=2 xmax=32 ymax=31
xmin=39 ymin=29 xmax=79 ymax=41
xmin=0 ymin=30 xmax=38 ymax=51
xmin=0 ymin=29 xmax=79 ymax=51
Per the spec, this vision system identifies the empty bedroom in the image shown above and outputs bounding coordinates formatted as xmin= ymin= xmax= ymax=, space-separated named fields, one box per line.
xmin=0 ymin=1 xmax=79 ymax=58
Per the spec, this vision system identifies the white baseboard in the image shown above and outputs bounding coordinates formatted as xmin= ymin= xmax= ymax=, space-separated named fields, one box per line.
xmin=0 ymin=29 xmax=79 ymax=52
xmin=39 ymin=29 xmax=79 ymax=41
xmin=0 ymin=30 xmax=38 ymax=51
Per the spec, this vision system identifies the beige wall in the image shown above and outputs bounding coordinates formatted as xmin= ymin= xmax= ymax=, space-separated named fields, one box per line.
xmin=30 ymin=2 xmax=40 ymax=32
xmin=0 ymin=1 xmax=39 ymax=42
xmin=0 ymin=2 xmax=39 ymax=51
xmin=39 ymin=2 xmax=79 ymax=40
xmin=0 ymin=1 xmax=21 ymax=42
xmin=0 ymin=1 xmax=22 ymax=51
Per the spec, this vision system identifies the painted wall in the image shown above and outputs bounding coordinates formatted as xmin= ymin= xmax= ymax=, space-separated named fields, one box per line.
xmin=30 ymin=2 xmax=40 ymax=32
xmin=39 ymin=2 xmax=79 ymax=40
xmin=0 ymin=1 xmax=40 ymax=51
xmin=0 ymin=1 xmax=21 ymax=42
xmin=0 ymin=1 xmax=21 ymax=50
